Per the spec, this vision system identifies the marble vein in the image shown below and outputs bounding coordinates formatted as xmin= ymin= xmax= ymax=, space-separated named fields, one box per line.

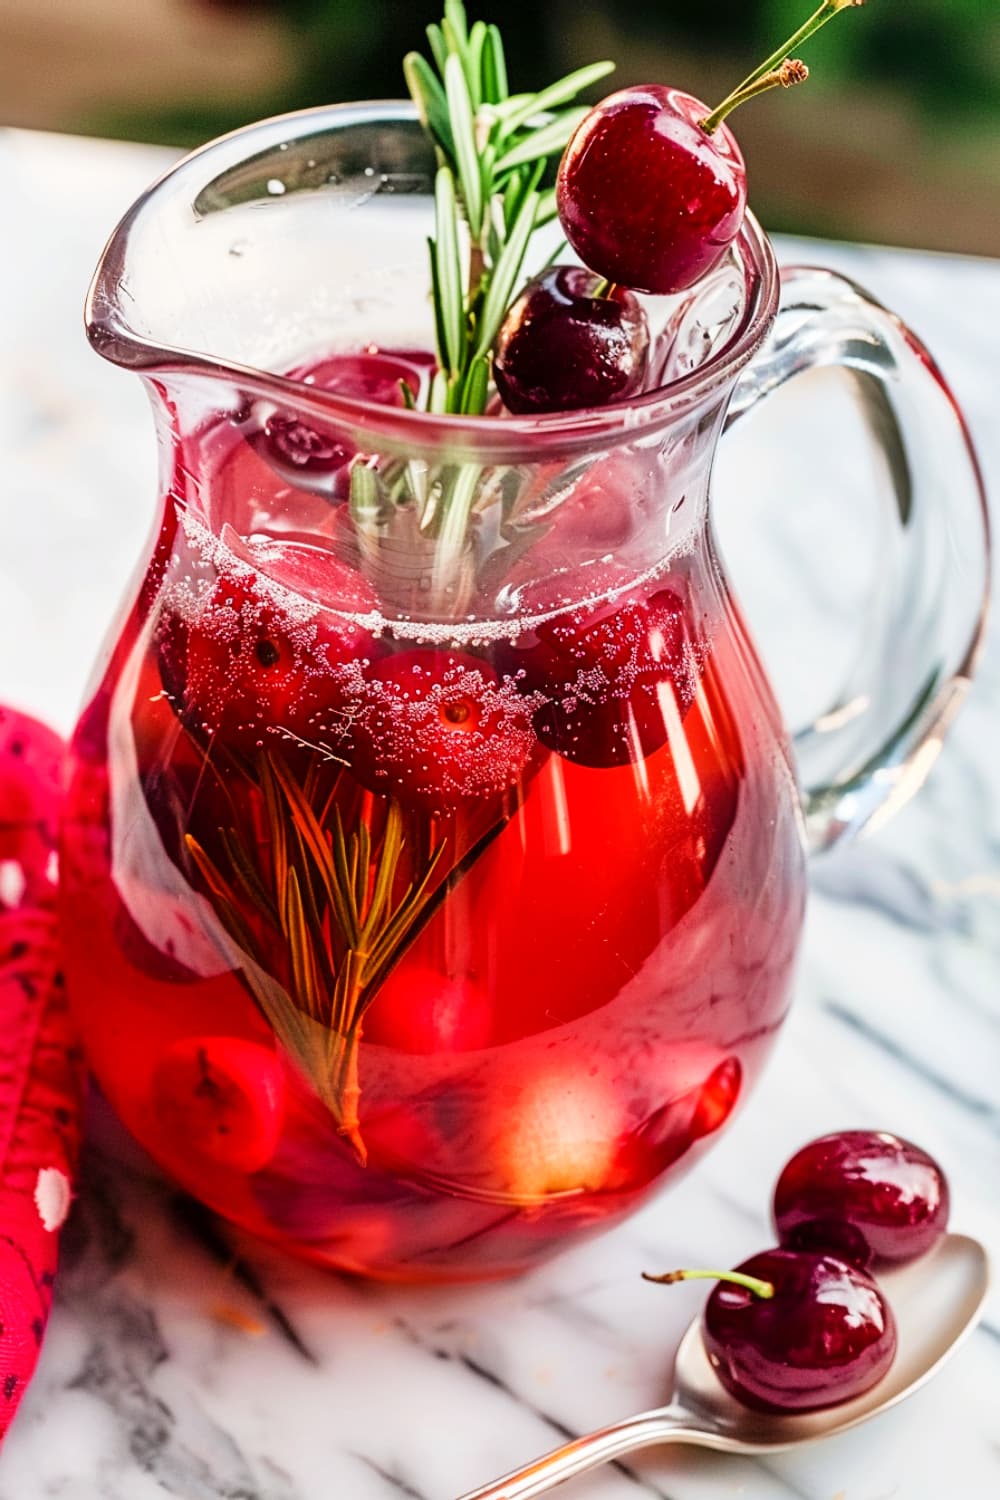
xmin=821 ymin=997 xmax=1000 ymax=1131
xmin=169 ymin=1198 xmax=318 ymax=1368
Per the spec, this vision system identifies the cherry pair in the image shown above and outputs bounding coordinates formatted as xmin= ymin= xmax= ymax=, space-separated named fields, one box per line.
xmin=645 ymin=1130 xmax=949 ymax=1413
xmin=494 ymin=2 xmax=864 ymax=415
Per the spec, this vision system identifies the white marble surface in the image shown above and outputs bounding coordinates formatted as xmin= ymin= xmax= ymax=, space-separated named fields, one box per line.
xmin=2 ymin=127 xmax=999 ymax=1500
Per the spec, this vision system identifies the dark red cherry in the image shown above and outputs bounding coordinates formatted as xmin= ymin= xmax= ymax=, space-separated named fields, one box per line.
xmin=347 ymin=649 xmax=537 ymax=813
xmin=689 ymin=1057 xmax=743 ymax=1140
xmin=556 ymin=86 xmax=746 ymax=295
xmin=646 ymin=1250 xmax=897 ymax=1413
xmin=704 ymin=1251 xmax=896 ymax=1412
xmin=500 ymin=568 xmax=700 ymax=767
xmin=626 ymin=1055 xmax=743 ymax=1185
xmin=493 ymin=266 xmax=649 ymax=415
xmin=250 ymin=348 xmax=432 ymax=492
xmin=261 ymin=413 xmax=352 ymax=474
xmin=774 ymin=1130 xmax=950 ymax=1267
xmin=164 ymin=546 xmax=377 ymax=755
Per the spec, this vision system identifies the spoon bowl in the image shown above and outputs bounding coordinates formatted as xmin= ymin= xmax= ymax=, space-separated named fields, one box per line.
xmin=671 ymin=1232 xmax=990 ymax=1450
xmin=458 ymin=1233 xmax=991 ymax=1498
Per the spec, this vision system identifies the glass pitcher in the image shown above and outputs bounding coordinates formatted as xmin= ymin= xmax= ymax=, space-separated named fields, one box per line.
xmin=61 ymin=104 xmax=989 ymax=1281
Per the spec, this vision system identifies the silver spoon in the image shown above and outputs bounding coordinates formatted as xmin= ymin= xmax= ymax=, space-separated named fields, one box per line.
xmin=457 ymin=1232 xmax=991 ymax=1500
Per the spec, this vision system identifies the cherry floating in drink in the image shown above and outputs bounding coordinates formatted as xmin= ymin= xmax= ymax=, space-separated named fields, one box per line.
xmin=348 ymin=649 xmax=537 ymax=811
xmin=161 ymin=535 xmax=377 ymax=755
xmin=498 ymin=567 xmax=700 ymax=767
xmin=248 ymin=348 xmax=433 ymax=495
xmin=151 ymin=1035 xmax=286 ymax=1174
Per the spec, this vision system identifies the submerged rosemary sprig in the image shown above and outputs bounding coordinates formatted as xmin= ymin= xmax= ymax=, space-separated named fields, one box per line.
xmin=185 ymin=754 xmax=448 ymax=1162
xmin=182 ymin=740 xmax=514 ymax=1163
xmin=404 ymin=0 xmax=613 ymax=415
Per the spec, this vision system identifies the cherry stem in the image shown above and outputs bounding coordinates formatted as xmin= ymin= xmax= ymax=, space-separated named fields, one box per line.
xmin=642 ymin=1268 xmax=776 ymax=1299
xmin=701 ymin=0 xmax=864 ymax=135
xmin=701 ymin=59 xmax=808 ymax=132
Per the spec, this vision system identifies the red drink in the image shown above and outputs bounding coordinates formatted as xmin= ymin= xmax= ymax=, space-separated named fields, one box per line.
xmin=68 ymin=88 xmax=990 ymax=1283
xmin=61 ymin=363 xmax=805 ymax=1280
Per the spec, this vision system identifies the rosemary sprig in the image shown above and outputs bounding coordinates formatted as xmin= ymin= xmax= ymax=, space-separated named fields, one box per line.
xmin=405 ymin=2 xmax=613 ymax=417
xmin=340 ymin=7 xmax=612 ymax=610
xmin=395 ymin=3 xmax=614 ymax=609
xmin=185 ymin=754 xmax=448 ymax=1162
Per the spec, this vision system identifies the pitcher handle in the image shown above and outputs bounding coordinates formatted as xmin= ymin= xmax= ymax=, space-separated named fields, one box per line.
xmin=726 ymin=265 xmax=990 ymax=853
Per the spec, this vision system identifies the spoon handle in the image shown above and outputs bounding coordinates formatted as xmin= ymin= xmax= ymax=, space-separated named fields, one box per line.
xmin=454 ymin=1404 xmax=706 ymax=1499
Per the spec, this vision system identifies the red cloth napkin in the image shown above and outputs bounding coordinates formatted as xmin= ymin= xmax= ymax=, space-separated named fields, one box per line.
xmin=0 ymin=707 xmax=82 ymax=1440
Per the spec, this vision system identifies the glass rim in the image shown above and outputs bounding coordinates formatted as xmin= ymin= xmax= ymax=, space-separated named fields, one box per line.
xmin=86 ymin=100 xmax=781 ymax=461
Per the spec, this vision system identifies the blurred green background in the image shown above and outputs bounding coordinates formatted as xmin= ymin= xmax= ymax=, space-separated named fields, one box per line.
xmin=3 ymin=0 xmax=998 ymax=254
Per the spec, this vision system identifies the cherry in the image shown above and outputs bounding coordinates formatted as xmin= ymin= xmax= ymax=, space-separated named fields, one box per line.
xmin=151 ymin=1035 xmax=286 ymax=1174
xmin=362 ymin=963 xmax=492 ymax=1054
xmin=500 ymin=569 xmax=700 ymax=767
xmin=163 ymin=542 xmax=378 ymax=755
xmin=347 ymin=649 xmax=536 ymax=813
xmin=624 ymin=1055 xmax=744 ymax=1187
xmin=688 ymin=1057 xmax=744 ymax=1141
xmin=556 ymin=2 xmax=857 ymax=295
xmin=773 ymin=1130 xmax=950 ymax=1267
xmin=261 ymin=414 xmax=352 ymax=474
xmin=557 ymin=86 xmax=747 ymax=296
xmin=493 ymin=266 xmax=649 ymax=415
xmin=645 ymin=1249 xmax=897 ymax=1412
xmin=249 ymin=348 xmax=432 ymax=493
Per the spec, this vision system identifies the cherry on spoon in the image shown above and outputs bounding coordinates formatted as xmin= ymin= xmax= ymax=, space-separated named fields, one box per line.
xmin=454 ymin=1233 xmax=990 ymax=1499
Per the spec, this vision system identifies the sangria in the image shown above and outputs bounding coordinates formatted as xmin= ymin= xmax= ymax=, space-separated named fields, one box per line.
xmin=61 ymin=350 xmax=805 ymax=1277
